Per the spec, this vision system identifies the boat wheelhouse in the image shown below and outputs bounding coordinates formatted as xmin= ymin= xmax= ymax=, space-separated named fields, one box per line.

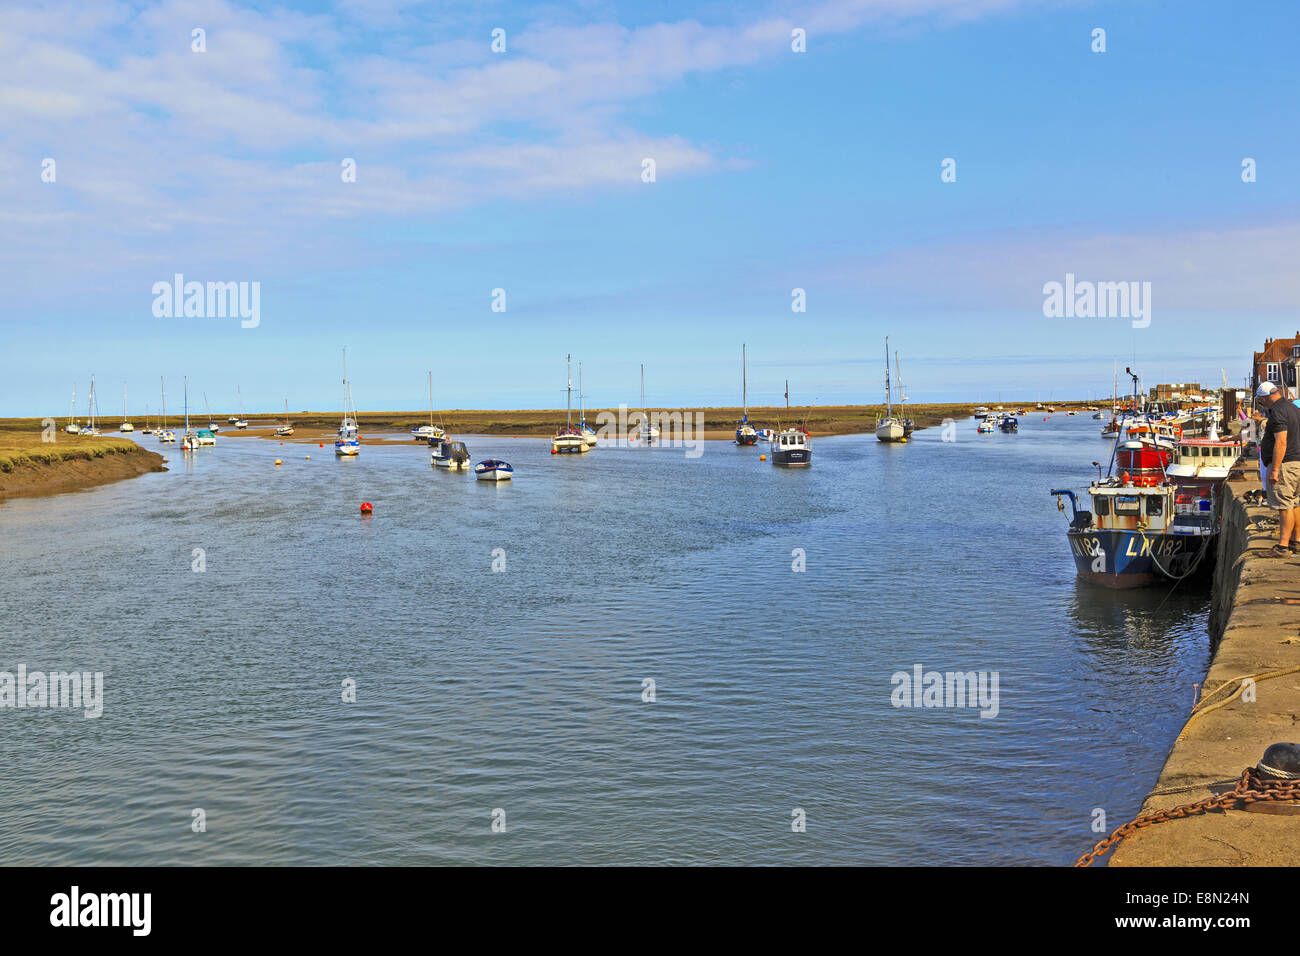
xmin=1051 ymin=481 xmax=1216 ymax=588
xmin=770 ymin=428 xmax=811 ymax=466
xmin=1166 ymin=435 xmax=1243 ymax=491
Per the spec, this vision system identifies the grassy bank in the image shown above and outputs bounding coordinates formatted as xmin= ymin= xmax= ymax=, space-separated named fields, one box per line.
xmin=0 ymin=431 xmax=167 ymax=499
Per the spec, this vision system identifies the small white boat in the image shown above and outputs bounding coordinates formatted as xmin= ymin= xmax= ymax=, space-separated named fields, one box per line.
xmin=66 ymin=385 xmax=79 ymax=433
xmin=637 ymin=363 xmax=659 ymax=442
xmin=234 ymin=385 xmax=247 ymax=428
xmin=973 ymin=406 xmax=990 ymax=419
xmin=335 ymin=349 xmax=360 ymax=457
xmin=579 ymin=362 xmax=598 ymax=448
xmin=977 ymin=419 xmax=995 ymax=433
xmin=119 ymin=385 xmax=133 ymax=432
xmin=159 ymin=430 xmax=176 ymax=443
xmin=197 ymin=429 xmax=216 ymax=445
xmin=275 ymin=399 xmax=294 ymax=437
xmin=412 ymin=372 xmax=446 ymax=442
xmin=181 ymin=377 xmax=198 ymax=451
xmin=474 ymin=459 xmax=513 ymax=481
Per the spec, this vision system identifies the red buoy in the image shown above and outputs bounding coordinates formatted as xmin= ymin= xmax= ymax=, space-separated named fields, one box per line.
xmin=360 ymin=502 xmax=373 ymax=514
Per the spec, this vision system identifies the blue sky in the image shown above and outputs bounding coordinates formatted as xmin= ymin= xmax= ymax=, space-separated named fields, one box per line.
xmin=2 ymin=0 xmax=1298 ymax=416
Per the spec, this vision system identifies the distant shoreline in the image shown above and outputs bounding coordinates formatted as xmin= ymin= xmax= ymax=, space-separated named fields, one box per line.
xmin=0 ymin=401 xmax=1098 ymax=443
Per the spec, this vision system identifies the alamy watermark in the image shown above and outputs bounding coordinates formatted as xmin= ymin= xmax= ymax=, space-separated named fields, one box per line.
xmin=1042 ymin=273 xmax=1150 ymax=329
xmin=890 ymin=664 xmax=999 ymax=718
xmin=152 ymin=274 xmax=260 ymax=328
xmin=1 ymin=665 xmax=103 ymax=718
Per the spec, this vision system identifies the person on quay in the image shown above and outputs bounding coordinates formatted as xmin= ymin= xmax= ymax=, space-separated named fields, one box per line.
xmin=1255 ymin=381 xmax=1300 ymax=557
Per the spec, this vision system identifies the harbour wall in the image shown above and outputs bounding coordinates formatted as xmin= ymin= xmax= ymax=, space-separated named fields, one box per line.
xmin=1110 ymin=469 xmax=1300 ymax=865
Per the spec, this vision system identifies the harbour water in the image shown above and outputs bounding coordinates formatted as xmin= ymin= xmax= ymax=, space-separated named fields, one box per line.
xmin=0 ymin=417 xmax=1211 ymax=865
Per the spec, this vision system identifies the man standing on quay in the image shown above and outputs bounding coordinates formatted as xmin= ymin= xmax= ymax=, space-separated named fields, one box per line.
xmin=1256 ymin=381 xmax=1300 ymax=557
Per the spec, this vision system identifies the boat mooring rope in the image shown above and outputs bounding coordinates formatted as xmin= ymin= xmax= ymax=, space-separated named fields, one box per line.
xmin=1176 ymin=665 xmax=1300 ymax=741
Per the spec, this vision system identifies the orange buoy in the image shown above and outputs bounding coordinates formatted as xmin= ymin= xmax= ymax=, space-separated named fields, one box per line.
xmin=760 ymin=454 xmax=767 ymax=461
xmin=275 ymin=459 xmax=282 ymax=466
xmin=360 ymin=502 xmax=373 ymax=514
xmin=305 ymin=455 xmax=310 ymax=460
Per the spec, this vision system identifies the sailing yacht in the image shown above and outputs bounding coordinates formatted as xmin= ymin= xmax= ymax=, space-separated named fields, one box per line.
xmin=637 ymin=363 xmax=659 ymax=442
xmin=80 ymin=376 xmax=101 ymax=435
xmin=234 ymin=386 xmax=248 ymax=429
xmin=141 ymin=404 xmax=154 ymax=435
xmin=119 ymin=385 xmax=134 ymax=432
xmin=335 ymin=349 xmax=360 ymax=457
xmin=158 ymin=377 xmax=175 ymax=443
xmin=411 ymin=372 xmax=446 ymax=442
xmin=875 ymin=337 xmax=906 ymax=443
xmin=735 ymin=344 xmax=758 ymax=445
xmin=551 ymin=355 xmax=588 ymax=454
xmin=275 ymin=399 xmax=294 ymax=437
xmin=203 ymin=393 xmax=220 ymax=432
xmin=181 ymin=377 xmax=198 ymax=451
xmin=578 ymin=362 xmax=597 ymax=448
xmin=65 ymin=385 xmax=79 ymax=434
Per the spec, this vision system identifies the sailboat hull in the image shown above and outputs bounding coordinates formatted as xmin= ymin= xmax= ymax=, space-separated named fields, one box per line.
xmin=875 ymin=421 xmax=905 ymax=442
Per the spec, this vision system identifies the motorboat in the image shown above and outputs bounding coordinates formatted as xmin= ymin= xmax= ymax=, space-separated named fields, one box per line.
xmin=770 ymin=427 xmax=811 ymax=466
xmin=431 ymin=438 xmax=471 ymax=469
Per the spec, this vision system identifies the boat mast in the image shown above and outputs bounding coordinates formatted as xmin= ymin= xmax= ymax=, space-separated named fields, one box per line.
xmin=428 ymin=370 xmax=433 ymax=428
xmin=884 ymin=337 xmax=892 ymax=419
xmin=742 ymin=344 xmax=748 ymax=421
xmin=184 ymin=376 xmax=189 ymax=432
xmin=70 ymin=385 xmax=76 ymax=427
xmin=160 ymin=377 xmax=166 ymax=429
xmin=579 ymin=361 xmax=586 ymax=427
xmin=123 ymin=384 xmax=127 ymax=422
xmin=566 ymin=354 xmax=573 ymax=429
xmin=342 ymin=348 xmax=348 ymax=423
xmin=895 ymin=349 xmax=906 ymax=418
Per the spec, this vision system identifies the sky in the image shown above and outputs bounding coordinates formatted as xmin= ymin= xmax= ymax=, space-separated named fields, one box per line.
xmin=2 ymin=0 xmax=1298 ymax=417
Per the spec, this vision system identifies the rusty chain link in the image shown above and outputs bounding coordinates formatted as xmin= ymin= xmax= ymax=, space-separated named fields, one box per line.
xmin=1075 ymin=768 xmax=1300 ymax=866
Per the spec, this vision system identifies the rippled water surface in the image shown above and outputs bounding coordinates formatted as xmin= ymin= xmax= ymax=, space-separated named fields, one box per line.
xmin=0 ymin=417 xmax=1211 ymax=865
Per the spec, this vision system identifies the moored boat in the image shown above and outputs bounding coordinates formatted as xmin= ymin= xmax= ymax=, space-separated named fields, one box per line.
xmin=335 ymin=348 xmax=360 ymax=457
xmin=431 ymin=438 xmax=471 ymax=469
xmin=875 ymin=337 xmax=907 ymax=443
xmin=411 ymin=371 xmax=446 ymax=442
xmin=736 ymin=344 xmax=759 ymax=445
xmin=552 ymin=354 xmax=590 ymax=454
xmin=474 ymin=459 xmax=513 ymax=481
xmin=770 ymin=427 xmax=811 ymax=466
xmin=999 ymin=415 xmax=1019 ymax=432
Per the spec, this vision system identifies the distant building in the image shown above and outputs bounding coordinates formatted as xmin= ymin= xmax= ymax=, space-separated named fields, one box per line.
xmin=1252 ymin=333 xmax=1300 ymax=398
xmin=1148 ymin=383 xmax=1202 ymax=402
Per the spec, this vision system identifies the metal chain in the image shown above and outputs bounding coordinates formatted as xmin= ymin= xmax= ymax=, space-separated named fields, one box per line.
xmin=1075 ymin=768 xmax=1300 ymax=866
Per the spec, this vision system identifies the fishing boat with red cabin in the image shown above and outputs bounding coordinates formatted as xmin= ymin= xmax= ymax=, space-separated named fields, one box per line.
xmin=1048 ymin=368 xmax=1220 ymax=589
